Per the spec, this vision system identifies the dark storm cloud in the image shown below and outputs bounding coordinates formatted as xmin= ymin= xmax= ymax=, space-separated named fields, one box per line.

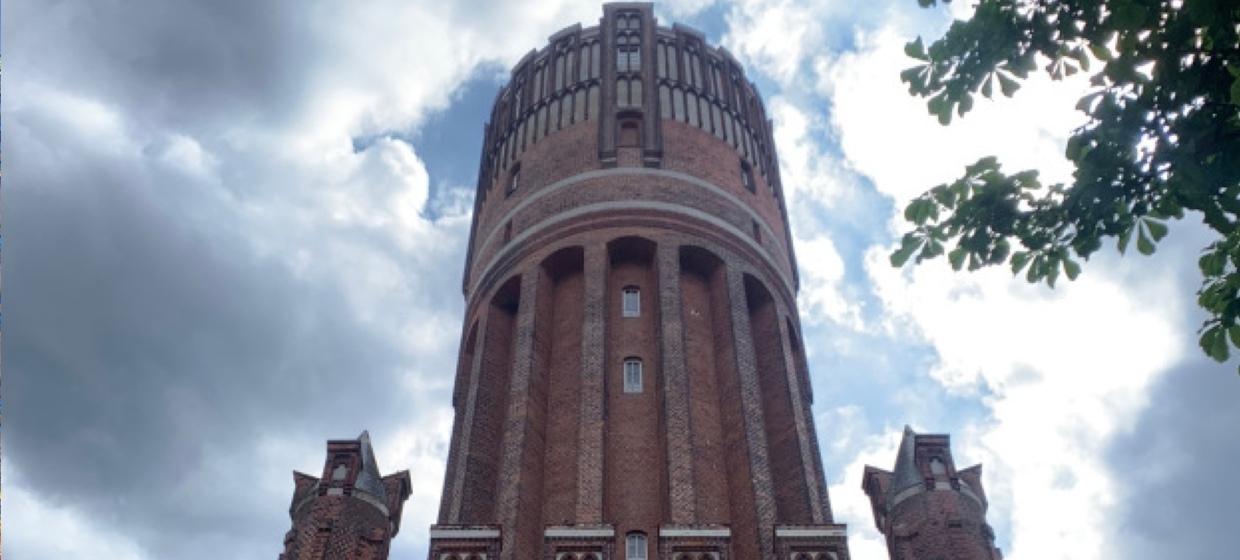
xmin=6 ymin=102 xmax=449 ymax=558
xmin=6 ymin=1 xmax=469 ymax=558
xmin=9 ymin=0 xmax=311 ymax=133
xmin=1108 ymin=357 xmax=1240 ymax=558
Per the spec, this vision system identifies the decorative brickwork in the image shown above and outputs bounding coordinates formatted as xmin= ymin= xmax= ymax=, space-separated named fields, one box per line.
xmin=862 ymin=427 xmax=1002 ymax=560
xmin=279 ymin=432 xmax=411 ymax=560
xmin=433 ymin=3 xmax=847 ymax=559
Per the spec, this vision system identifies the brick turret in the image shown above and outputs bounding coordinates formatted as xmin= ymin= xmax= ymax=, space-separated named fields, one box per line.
xmin=862 ymin=426 xmax=1001 ymax=560
xmin=280 ymin=431 xmax=411 ymax=560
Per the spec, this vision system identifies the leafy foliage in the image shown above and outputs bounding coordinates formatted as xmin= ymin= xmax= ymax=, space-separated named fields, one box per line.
xmin=891 ymin=0 xmax=1240 ymax=374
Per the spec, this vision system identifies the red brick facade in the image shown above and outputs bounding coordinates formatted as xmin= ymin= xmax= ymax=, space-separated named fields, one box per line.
xmin=862 ymin=427 xmax=1002 ymax=560
xmin=431 ymin=4 xmax=848 ymax=559
xmin=280 ymin=432 xmax=412 ymax=560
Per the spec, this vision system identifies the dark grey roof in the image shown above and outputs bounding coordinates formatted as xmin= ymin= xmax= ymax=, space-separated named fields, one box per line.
xmin=353 ymin=430 xmax=388 ymax=503
xmin=888 ymin=425 xmax=921 ymax=500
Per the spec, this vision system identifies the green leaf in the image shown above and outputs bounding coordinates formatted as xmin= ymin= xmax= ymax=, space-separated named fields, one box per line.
xmin=1200 ymin=252 xmax=1226 ymax=276
xmin=949 ymin=247 xmax=967 ymax=271
xmin=958 ymin=92 xmax=974 ymax=115
xmin=1137 ymin=225 xmax=1156 ymax=255
xmin=1011 ymin=251 xmax=1031 ymax=274
xmin=1231 ymin=73 xmax=1240 ymax=107
xmin=1118 ymin=224 xmax=1134 ymax=255
xmin=890 ymin=236 xmax=922 ymax=267
xmin=1026 ymin=254 xmax=1044 ymax=282
xmin=1229 ymin=325 xmax=1240 ymax=348
xmin=1089 ymin=43 xmax=1112 ymax=61
xmin=981 ymin=74 xmax=994 ymax=98
xmin=1144 ymin=218 xmax=1169 ymax=242
xmin=997 ymin=72 xmax=1020 ymax=97
xmin=1202 ymin=326 xmax=1231 ymax=362
xmin=905 ymin=37 xmax=929 ymax=61
xmin=1063 ymin=257 xmax=1082 ymax=280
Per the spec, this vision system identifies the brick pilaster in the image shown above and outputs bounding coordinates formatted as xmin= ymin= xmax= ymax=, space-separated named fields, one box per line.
xmin=495 ymin=269 xmax=543 ymax=559
xmin=724 ymin=264 xmax=778 ymax=559
xmin=576 ymin=243 xmax=607 ymax=522
xmin=656 ymin=241 xmax=697 ymax=523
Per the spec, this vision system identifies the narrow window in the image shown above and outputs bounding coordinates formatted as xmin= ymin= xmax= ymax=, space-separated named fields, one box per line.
xmin=752 ymin=219 xmax=762 ymax=243
xmin=622 ymin=286 xmax=640 ymax=317
xmin=740 ymin=160 xmax=754 ymax=193
xmin=503 ymin=220 xmax=513 ymax=243
xmin=626 ymin=532 xmax=648 ymax=559
xmin=623 ymin=359 xmax=643 ymax=393
xmin=617 ymin=79 xmax=630 ymax=107
xmin=507 ymin=166 xmax=520 ymax=196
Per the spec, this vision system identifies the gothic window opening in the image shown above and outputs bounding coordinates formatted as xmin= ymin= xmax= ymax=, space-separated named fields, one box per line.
xmin=623 ymin=358 xmax=643 ymax=393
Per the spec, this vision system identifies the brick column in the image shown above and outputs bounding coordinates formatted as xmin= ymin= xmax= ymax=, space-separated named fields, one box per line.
xmin=495 ymin=269 xmax=542 ymax=559
xmin=657 ymin=242 xmax=697 ymax=523
xmin=442 ymin=312 xmax=490 ymax=523
xmin=576 ymin=243 xmax=607 ymax=522
xmin=775 ymin=306 xmax=827 ymax=523
xmin=725 ymin=264 xmax=778 ymax=559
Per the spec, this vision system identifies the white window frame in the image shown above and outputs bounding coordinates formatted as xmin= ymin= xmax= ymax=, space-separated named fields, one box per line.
xmin=623 ymin=358 xmax=643 ymax=393
xmin=621 ymin=286 xmax=641 ymax=317
xmin=626 ymin=532 xmax=647 ymax=559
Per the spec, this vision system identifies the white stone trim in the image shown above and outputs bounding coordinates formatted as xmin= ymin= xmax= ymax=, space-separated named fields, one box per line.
xmin=474 ymin=200 xmax=795 ymax=302
xmin=429 ymin=528 xmax=501 ymax=539
xmin=544 ymin=527 xmax=616 ymax=538
xmin=774 ymin=527 xmax=847 ymax=538
xmin=659 ymin=527 xmax=731 ymax=538
xmin=474 ymin=167 xmax=791 ymax=294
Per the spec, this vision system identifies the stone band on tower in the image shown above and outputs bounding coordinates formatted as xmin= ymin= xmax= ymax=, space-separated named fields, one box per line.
xmin=431 ymin=3 xmax=849 ymax=559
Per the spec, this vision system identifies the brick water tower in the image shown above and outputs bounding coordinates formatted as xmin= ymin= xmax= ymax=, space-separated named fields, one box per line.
xmin=429 ymin=4 xmax=850 ymax=559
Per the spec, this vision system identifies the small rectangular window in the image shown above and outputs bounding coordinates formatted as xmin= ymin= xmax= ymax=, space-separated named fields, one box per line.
xmin=622 ymin=286 xmax=640 ymax=317
xmin=623 ymin=359 xmax=643 ymax=393
xmin=626 ymin=533 xmax=648 ymax=559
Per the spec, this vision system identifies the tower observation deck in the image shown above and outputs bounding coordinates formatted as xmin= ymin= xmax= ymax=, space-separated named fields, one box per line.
xmin=431 ymin=4 xmax=850 ymax=559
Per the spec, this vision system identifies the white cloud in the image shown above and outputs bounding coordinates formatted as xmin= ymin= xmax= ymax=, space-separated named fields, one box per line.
xmin=796 ymin=235 xmax=861 ymax=328
xmin=818 ymin=24 xmax=1091 ymax=210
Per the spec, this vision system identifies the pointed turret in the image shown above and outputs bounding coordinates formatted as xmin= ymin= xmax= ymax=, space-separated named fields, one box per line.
xmin=888 ymin=425 xmax=921 ymax=500
xmin=279 ymin=431 xmax=411 ymax=560
xmin=862 ymin=426 xmax=1002 ymax=560
xmin=354 ymin=430 xmax=388 ymax=503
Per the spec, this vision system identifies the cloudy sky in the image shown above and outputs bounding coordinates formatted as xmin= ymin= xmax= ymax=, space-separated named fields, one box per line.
xmin=5 ymin=1 xmax=1239 ymax=558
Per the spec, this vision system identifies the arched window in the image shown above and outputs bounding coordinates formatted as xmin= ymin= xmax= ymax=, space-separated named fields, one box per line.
xmin=623 ymin=358 xmax=643 ymax=393
xmin=625 ymin=532 xmax=648 ymax=559
xmin=621 ymin=286 xmax=641 ymax=317
xmin=930 ymin=457 xmax=947 ymax=475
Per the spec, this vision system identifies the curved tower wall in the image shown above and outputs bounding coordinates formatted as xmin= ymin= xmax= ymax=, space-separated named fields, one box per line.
xmin=431 ymin=4 xmax=848 ymax=560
